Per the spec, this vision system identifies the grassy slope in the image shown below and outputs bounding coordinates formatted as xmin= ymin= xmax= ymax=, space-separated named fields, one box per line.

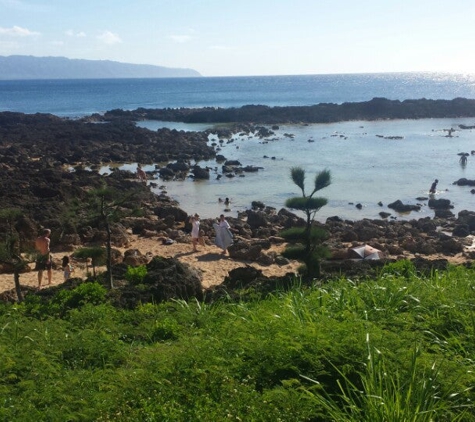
xmin=0 ymin=261 xmax=474 ymax=421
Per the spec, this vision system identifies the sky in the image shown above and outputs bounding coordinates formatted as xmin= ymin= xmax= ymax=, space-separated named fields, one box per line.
xmin=1 ymin=0 xmax=475 ymax=77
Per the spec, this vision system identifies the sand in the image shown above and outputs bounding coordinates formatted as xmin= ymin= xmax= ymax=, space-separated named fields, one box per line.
xmin=0 ymin=234 xmax=300 ymax=294
xmin=3 ymin=232 xmax=471 ymax=296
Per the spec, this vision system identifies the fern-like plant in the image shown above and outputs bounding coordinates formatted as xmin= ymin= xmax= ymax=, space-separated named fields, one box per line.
xmin=281 ymin=167 xmax=331 ymax=280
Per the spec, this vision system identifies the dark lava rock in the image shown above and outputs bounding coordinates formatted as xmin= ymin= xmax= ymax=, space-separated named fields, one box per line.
xmin=453 ymin=178 xmax=475 ymax=186
xmin=428 ymin=198 xmax=453 ymax=209
xmin=452 ymin=224 xmax=470 ymax=237
xmin=457 ymin=210 xmax=475 ymax=231
xmin=109 ymin=256 xmax=203 ymax=309
xmin=388 ymin=200 xmax=421 ymax=213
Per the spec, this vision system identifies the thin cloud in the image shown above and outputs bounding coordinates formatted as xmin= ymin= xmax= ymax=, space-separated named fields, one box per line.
xmin=169 ymin=35 xmax=192 ymax=43
xmin=0 ymin=25 xmax=40 ymax=36
xmin=66 ymin=30 xmax=87 ymax=38
xmin=97 ymin=31 xmax=121 ymax=45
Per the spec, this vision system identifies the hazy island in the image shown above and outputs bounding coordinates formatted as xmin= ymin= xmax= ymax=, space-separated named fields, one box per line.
xmin=0 ymin=55 xmax=202 ymax=80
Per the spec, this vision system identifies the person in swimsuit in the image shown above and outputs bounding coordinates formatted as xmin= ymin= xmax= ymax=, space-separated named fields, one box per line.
xmin=429 ymin=179 xmax=438 ymax=194
xmin=35 ymin=228 xmax=52 ymax=288
xmin=137 ymin=165 xmax=147 ymax=183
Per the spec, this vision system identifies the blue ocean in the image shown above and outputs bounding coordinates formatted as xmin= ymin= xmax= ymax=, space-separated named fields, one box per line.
xmin=2 ymin=72 xmax=475 ymax=221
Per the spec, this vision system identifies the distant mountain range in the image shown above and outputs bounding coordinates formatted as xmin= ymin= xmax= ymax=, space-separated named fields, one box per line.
xmin=0 ymin=55 xmax=202 ymax=79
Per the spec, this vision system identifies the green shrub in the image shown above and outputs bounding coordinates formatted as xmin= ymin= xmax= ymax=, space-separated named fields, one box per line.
xmin=54 ymin=282 xmax=107 ymax=310
xmin=380 ymin=259 xmax=416 ymax=278
xmin=151 ymin=318 xmax=179 ymax=342
xmin=23 ymin=282 xmax=109 ymax=317
xmin=125 ymin=264 xmax=147 ymax=284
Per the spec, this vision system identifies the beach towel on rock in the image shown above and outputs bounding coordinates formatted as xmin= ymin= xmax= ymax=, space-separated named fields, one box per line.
xmin=213 ymin=223 xmax=233 ymax=250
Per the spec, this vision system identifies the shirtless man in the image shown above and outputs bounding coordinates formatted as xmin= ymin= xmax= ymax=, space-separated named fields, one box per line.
xmin=35 ymin=228 xmax=52 ymax=288
xmin=137 ymin=165 xmax=147 ymax=183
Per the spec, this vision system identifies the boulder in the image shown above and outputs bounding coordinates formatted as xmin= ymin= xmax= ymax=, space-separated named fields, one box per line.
xmin=428 ymin=198 xmax=453 ymax=209
xmin=108 ymin=256 xmax=203 ymax=308
xmin=191 ymin=165 xmax=210 ymax=180
xmin=224 ymin=160 xmax=241 ymax=166
xmin=159 ymin=167 xmax=175 ymax=178
xmin=453 ymin=178 xmax=475 ymax=186
xmin=228 ymin=241 xmax=262 ymax=261
xmin=154 ymin=205 xmax=188 ymax=222
xmin=167 ymin=160 xmax=190 ymax=172
xmin=257 ymin=252 xmax=275 ymax=266
xmin=452 ymin=224 xmax=470 ymax=237
xmin=457 ymin=210 xmax=475 ymax=231
xmin=388 ymin=200 xmax=421 ymax=213
xmin=438 ymin=238 xmax=463 ymax=254
xmin=251 ymin=201 xmax=266 ymax=210
xmin=246 ymin=210 xmax=269 ymax=229
xmin=434 ymin=209 xmax=454 ymax=218
xmin=222 ymin=266 xmax=263 ymax=288
xmin=123 ymin=249 xmax=149 ymax=266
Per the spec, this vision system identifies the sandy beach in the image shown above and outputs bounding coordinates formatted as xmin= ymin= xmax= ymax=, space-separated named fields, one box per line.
xmin=0 ymin=234 xmax=300 ymax=295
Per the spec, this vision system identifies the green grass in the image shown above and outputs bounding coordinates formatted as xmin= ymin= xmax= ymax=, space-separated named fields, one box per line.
xmin=0 ymin=261 xmax=474 ymax=421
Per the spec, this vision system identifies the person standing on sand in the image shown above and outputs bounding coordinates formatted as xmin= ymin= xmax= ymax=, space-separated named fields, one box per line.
xmin=429 ymin=179 xmax=438 ymax=194
xmin=190 ymin=214 xmax=201 ymax=252
xmin=35 ymin=228 xmax=52 ymax=288
xmin=218 ymin=214 xmax=232 ymax=255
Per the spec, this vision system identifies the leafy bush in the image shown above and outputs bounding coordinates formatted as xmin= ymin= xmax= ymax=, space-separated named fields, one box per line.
xmin=380 ymin=259 xmax=417 ymax=278
xmin=151 ymin=317 xmax=179 ymax=341
xmin=53 ymin=282 xmax=107 ymax=311
xmin=125 ymin=264 xmax=147 ymax=284
xmin=22 ymin=282 xmax=107 ymax=317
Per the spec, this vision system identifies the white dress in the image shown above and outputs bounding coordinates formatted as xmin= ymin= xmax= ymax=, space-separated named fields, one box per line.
xmin=191 ymin=219 xmax=200 ymax=239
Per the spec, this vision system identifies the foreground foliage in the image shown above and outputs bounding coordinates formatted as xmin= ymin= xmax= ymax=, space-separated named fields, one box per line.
xmin=1 ymin=261 xmax=474 ymax=421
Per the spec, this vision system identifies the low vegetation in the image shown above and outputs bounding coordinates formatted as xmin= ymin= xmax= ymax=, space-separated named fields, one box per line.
xmin=0 ymin=261 xmax=474 ymax=421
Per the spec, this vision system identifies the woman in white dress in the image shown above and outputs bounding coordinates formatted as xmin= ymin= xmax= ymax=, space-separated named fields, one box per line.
xmin=190 ymin=214 xmax=200 ymax=252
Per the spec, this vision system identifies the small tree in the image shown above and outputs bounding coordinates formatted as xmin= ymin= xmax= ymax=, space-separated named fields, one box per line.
xmin=83 ymin=185 xmax=134 ymax=289
xmin=0 ymin=209 xmax=29 ymax=302
xmin=281 ymin=167 xmax=331 ymax=280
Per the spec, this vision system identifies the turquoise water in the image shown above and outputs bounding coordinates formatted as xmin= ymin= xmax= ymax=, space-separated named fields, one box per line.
xmin=133 ymin=117 xmax=475 ymax=221
xmin=3 ymin=73 xmax=475 ymax=221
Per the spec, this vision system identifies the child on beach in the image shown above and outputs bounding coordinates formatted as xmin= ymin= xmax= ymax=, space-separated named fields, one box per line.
xmin=62 ymin=256 xmax=74 ymax=281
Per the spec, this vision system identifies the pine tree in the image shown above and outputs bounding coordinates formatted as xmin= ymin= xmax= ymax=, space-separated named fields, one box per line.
xmin=281 ymin=167 xmax=331 ymax=280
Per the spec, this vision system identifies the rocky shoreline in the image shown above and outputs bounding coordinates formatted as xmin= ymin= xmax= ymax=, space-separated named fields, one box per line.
xmin=1 ymin=105 xmax=475 ymax=304
xmin=100 ymin=97 xmax=475 ymax=124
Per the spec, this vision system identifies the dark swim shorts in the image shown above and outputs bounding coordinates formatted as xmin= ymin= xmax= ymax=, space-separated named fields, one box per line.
xmin=35 ymin=254 xmax=52 ymax=271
